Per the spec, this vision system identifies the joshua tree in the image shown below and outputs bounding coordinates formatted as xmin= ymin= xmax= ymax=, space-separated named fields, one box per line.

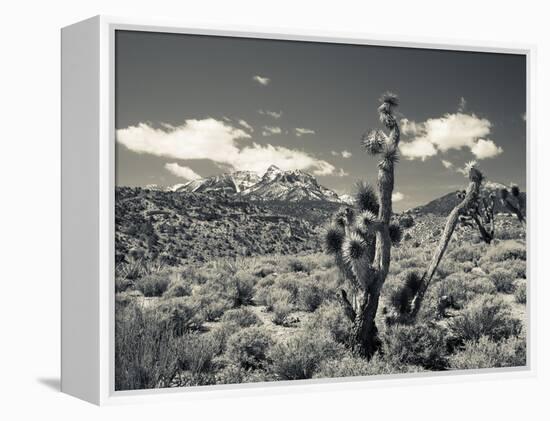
xmin=499 ymin=184 xmax=526 ymax=226
xmin=324 ymin=92 xmax=402 ymax=358
xmin=457 ymin=190 xmax=496 ymax=244
xmin=409 ymin=161 xmax=485 ymax=318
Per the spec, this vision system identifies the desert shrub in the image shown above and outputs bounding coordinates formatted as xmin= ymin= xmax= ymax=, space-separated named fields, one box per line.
xmin=268 ymin=332 xmax=343 ymax=380
xmin=506 ymin=259 xmax=527 ymax=279
xmin=398 ymin=256 xmax=424 ymax=270
xmin=134 ymin=272 xmax=171 ymax=297
xmin=115 ymin=276 xmax=134 ymax=293
xmin=399 ymin=215 xmax=414 ymax=228
xmin=483 ymin=240 xmax=526 ymax=262
xmin=208 ymin=322 xmax=240 ymax=354
xmin=436 ymin=260 xmax=460 ymax=279
xmin=488 ymin=267 xmax=516 ymax=293
xmin=156 ymin=297 xmax=204 ymax=335
xmin=449 ymin=335 xmax=526 ymax=370
xmin=226 ymin=327 xmax=273 ymax=369
xmin=262 ymin=287 xmax=294 ymax=313
xmin=435 ymin=273 xmax=496 ymax=310
xmin=305 ymin=302 xmax=353 ymax=344
xmin=450 ymin=294 xmax=522 ymax=343
xmin=313 ymin=354 xmax=371 ymax=378
xmin=115 ymin=290 xmax=143 ymax=309
xmin=515 ymin=280 xmax=527 ymax=304
xmin=287 ymin=257 xmax=309 ymax=272
xmin=163 ymin=277 xmax=192 ymax=298
xmin=313 ymin=353 xmax=425 ymax=378
xmin=215 ymin=364 xmax=275 ymax=385
xmin=275 ymin=273 xmax=304 ymax=303
xmin=221 ymin=308 xmax=262 ymax=327
xmin=115 ymin=304 xmax=178 ymax=390
xmin=254 ymin=264 xmax=277 ymax=278
xmin=226 ymin=271 xmax=256 ymax=307
xmin=381 ymin=322 xmax=449 ymax=370
xmin=449 ymin=244 xmax=485 ymax=263
xmin=298 ymin=278 xmax=328 ymax=312
xmin=272 ymin=300 xmax=293 ymax=326
xmin=176 ymin=333 xmax=219 ymax=386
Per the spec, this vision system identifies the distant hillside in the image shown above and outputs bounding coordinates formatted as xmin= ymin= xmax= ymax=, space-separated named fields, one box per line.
xmin=410 ymin=180 xmax=526 ymax=216
xmin=115 ymin=187 xmax=342 ymax=266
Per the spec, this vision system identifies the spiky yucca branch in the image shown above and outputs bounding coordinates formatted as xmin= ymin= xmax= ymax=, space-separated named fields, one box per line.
xmin=409 ymin=161 xmax=484 ymax=318
xmin=499 ymin=184 xmax=526 ymax=225
xmin=326 ymin=92 xmax=402 ymax=358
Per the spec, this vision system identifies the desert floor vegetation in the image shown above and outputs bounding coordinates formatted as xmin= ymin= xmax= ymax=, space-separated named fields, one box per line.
xmin=115 ymin=230 xmax=527 ymax=390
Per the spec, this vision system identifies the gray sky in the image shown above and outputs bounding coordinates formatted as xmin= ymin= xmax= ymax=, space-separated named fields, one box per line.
xmin=115 ymin=30 xmax=526 ymax=211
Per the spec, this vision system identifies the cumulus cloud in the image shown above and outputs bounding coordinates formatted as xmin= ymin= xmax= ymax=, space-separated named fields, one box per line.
xmin=117 ymin=118 xmax=335 ymax=176
xmin=399 ymin=112 xmax=502 ymax=160
xmin=262 ymin=126 xmax=282 ymax=136
xmin=400 ymin=138 xmax=438 ymax=161
xmin=441 ymin=159 xmax=454 ymax=169
xmin=470 ymin=138 xmax=503 ymax=159
xmin=164 ymin=162 xmax=202 ymax=180
xmin=238 ymin=119 xmax=253 ymax=132
xmin=295 ymin=127 xmax=316 ymax=137
xmin=392 ymin=192 xmax=405 ymax=202
xmin=252 ymin=75 xmax=270 ymax=86
xmin=258 ymin=109 xmax=282 ymax=119
xmin=330 ymin=150 xmax=352 ymax=158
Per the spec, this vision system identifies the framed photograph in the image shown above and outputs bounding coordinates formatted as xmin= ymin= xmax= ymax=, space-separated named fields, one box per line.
xmin=61 ymin=16 xmax=532 ymax=405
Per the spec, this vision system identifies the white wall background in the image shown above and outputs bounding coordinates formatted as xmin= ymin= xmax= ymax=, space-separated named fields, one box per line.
xmin=1 ymin=0 xmax=548 ymax=419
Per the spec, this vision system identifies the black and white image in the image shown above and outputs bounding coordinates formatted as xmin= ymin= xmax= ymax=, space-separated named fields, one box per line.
xmin=114 ymin=31 xmax=527 ymax=391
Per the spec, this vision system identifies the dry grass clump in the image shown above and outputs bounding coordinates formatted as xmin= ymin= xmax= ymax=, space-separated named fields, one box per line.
xmin=449 ymin=294 xmax=522 ymax=343
xmin=269 ymin=332 xmax=344 ymax=380
xmin=449 ymin=335 xmax=526 ymax=370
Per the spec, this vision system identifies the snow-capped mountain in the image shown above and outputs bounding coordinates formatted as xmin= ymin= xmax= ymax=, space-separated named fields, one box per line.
xmin=172 ymin=165 xmax=343 ymax=203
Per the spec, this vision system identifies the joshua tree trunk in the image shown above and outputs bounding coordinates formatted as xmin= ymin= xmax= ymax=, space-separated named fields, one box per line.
xmin=410 ymin=163 xmax=483 ymax=319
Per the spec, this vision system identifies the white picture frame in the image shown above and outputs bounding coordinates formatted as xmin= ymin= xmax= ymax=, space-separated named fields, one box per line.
xmin=61 ymin=15 xmax=535 ymax=406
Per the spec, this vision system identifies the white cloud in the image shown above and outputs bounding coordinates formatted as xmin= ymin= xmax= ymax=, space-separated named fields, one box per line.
xmin=164 ymin=163 xmax=202 ymax=180
xmin=330 ymin=150 xmax=352 ymax=158
xmin=399 ymin=112 xmax=501 ymax=160
xmin=337 ymin=168 xmax=349 ymax=177
xmin=441 ymin=159 xmax=454 ymax=169
xmin=117 ymin=118 xmax=335 ymax=176
xmin=470 ymin=138 xmax=503 ymax=159
xmin=262 ymin=126 xmax=282 ymax=136
xmin=238 ymin=119 xmax=253 ymax=132
xmin=258 ymin=109 xmax=282 ymax=119
xmin=295 ymin=127 xmax=316 ymax=137
xmin=458 ymin=97 xmax=467 ymax=112
xmin=252 ymin=75 xmax=270 ymax=86
xmin=400 ymin=118 xmax=421 ymax=136
xmin=400 ymin=138 xmax=438 ymax=161
xmin=392 ymin=192 xmax=405 ymax=202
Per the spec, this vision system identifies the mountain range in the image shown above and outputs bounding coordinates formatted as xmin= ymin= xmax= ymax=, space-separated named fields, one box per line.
xmin=145 ymin=166 xmax=525 ymax=215
xmin=168 ymin=165 xmax=343 ymax=203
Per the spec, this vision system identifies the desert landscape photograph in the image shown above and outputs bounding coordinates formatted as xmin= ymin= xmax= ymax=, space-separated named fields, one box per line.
xmin=114 ymin=31 xmax=527 ymax=391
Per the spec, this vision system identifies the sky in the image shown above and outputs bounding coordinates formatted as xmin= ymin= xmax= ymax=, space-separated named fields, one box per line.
xmin=115 ymin=30 xmax=526 ymax=211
